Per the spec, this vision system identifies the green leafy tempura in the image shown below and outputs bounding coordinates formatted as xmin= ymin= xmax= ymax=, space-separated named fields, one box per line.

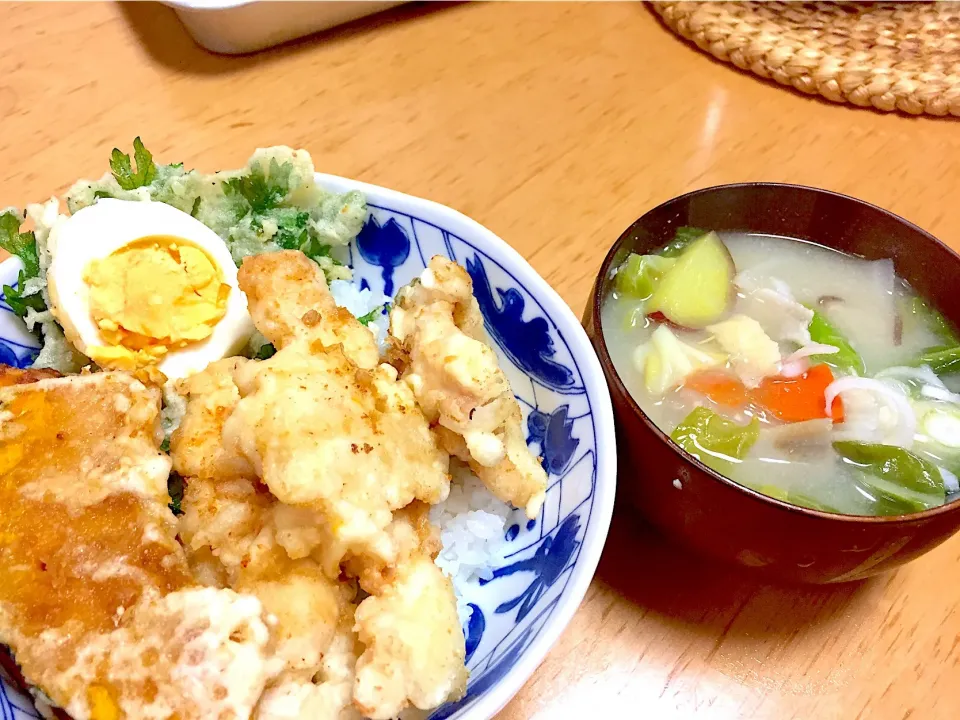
xmin=109 ymin=137 xmax=157 ymax=190
xmin=256 ymin=207 xmax=310 ymax=252
xmin=167 ymin=471 xmax=185 ymax=517
xmin=225 ymin=163 xmax=334 ymax=266
xmin=0 ymin=210 xmax=46 ymax=318
xmin=0 ymin=141 xmax=372 ymax=375
xmin=223 ymin=157 xmax=296 ymax=214
xmin=0 ymin=212 xmax=39 ymax=278
xmin=255 ymin=343 xmax=277 ymax=360
xmin=66 ymin=141 xmax=367 ymax=279
xmin=3 ymin=275 xmax=46 ymax=317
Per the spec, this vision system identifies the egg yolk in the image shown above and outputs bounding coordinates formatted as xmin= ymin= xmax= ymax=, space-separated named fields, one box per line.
xmin=83 ymin=236 xmax=229 ymax=373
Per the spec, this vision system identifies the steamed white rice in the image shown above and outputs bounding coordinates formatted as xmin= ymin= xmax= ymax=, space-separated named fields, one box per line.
xmin=330 ymin=279 xmax=391 ymax=350
xmin=431 ymin=464 xmax=512 ymax=624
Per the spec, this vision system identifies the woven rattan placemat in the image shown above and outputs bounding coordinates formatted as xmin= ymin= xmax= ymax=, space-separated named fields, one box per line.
xmin=653 ymin=1 xmax=960 ymax=117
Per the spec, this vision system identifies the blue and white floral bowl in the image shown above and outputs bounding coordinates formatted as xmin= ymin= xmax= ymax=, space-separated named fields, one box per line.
xmin=0 ymin=175 xmax=617 ymax=720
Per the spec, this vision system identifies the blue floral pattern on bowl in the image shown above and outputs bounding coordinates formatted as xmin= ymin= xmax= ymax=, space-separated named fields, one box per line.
xmin=354 ymin=215 xmax=410 ymax=296
xmin=0 ymin=278 xmax=41 ymax=369
xmin=0 ymin=667 xmax=41 ymax=719
xmin=0 ymin=175 xmax=616 ymax=720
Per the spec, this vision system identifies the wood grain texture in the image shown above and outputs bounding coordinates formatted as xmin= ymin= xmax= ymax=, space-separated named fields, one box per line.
xmin=0 ymin=2 xmax=958 ymax=719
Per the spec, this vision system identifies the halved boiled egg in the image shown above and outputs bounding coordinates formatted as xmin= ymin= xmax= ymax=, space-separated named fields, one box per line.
xmin=48 ymin=199 xmax=254 ymax=381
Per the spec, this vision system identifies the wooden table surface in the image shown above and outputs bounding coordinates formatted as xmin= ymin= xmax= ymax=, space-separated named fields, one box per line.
xmin=2 ymin=2 xmax=959 ymax=719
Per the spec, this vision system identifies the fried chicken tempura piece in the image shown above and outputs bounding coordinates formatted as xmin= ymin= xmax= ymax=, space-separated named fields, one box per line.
xmin=171 ymin=357 xmax=257 ymax=481
xmin=178 ymin=475 xmax=276 ymax=582
xmin=223 ymin=345 xmax=451 ymax=562
xmin=235 ymin=544 xmax=356 ymax=677
xmin=225 ymin=252 xmax=451 ymax=563
xmin=0 ymin=370 xmax=273 ymax=720
xmin=178 ymin=478 xmax=361 ymax=716
xmin=178 ymin=479 xmax=362 ymax=719
xmin=256 ymin=614 xmax=364 ymax=720
xmin=342 ymin=501 xmax=441 ymax=596
xmin=239 ymin=249 xmax=379 ymax=369
xmin=353 ymin=555 xmax=467 ymax=719
xmin=179 ymin=475 xmax=346 ymax=584
xmin=345 ymin=507 xmax=464 ymax=719
xmin=390 ymin=256 xmax=547 ymax=518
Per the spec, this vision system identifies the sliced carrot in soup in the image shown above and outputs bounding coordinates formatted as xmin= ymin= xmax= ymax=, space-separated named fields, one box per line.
xmin=683 ymin=370 xmax=750 ymax=407
xmin=753 ymin=364 xmax=844 ymax=423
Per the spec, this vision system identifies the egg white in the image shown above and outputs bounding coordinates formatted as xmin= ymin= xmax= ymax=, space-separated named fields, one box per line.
xmin=47 ymin=198 xmax=254 ymax=380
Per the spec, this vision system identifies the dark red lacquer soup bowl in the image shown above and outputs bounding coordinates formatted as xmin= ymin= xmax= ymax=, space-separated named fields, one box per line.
xmin=584 ymin=183 xmax=960 ymax=584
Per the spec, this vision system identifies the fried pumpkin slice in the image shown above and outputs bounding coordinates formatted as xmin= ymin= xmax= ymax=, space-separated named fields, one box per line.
xmin=222 ymin=252 xmax=451 ymax=565
xmin=0 ymin=370 xmax=273 ymax=720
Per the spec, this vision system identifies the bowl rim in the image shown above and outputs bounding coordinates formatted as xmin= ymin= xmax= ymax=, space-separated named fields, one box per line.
xmin=591 ymin=180 xmax=960 ymax=526
xmin=0 ymin=174 xmax=619 ymax=720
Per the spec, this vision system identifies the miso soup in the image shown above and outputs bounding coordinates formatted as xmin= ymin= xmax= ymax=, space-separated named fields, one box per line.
xmin=602 ymin=229 xmax=960 ymax=516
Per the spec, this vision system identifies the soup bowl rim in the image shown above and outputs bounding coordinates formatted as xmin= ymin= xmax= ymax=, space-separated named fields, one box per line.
xmin=591 ymin=180 xmax=960 ymax=525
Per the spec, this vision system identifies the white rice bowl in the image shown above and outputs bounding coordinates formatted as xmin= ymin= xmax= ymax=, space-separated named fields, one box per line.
xmin=0 ymin=173 xmax=616 ymax=720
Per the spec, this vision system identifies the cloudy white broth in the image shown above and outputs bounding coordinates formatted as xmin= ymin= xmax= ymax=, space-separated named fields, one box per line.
xmin=602 ymin=229 xmax=960 ymax=516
